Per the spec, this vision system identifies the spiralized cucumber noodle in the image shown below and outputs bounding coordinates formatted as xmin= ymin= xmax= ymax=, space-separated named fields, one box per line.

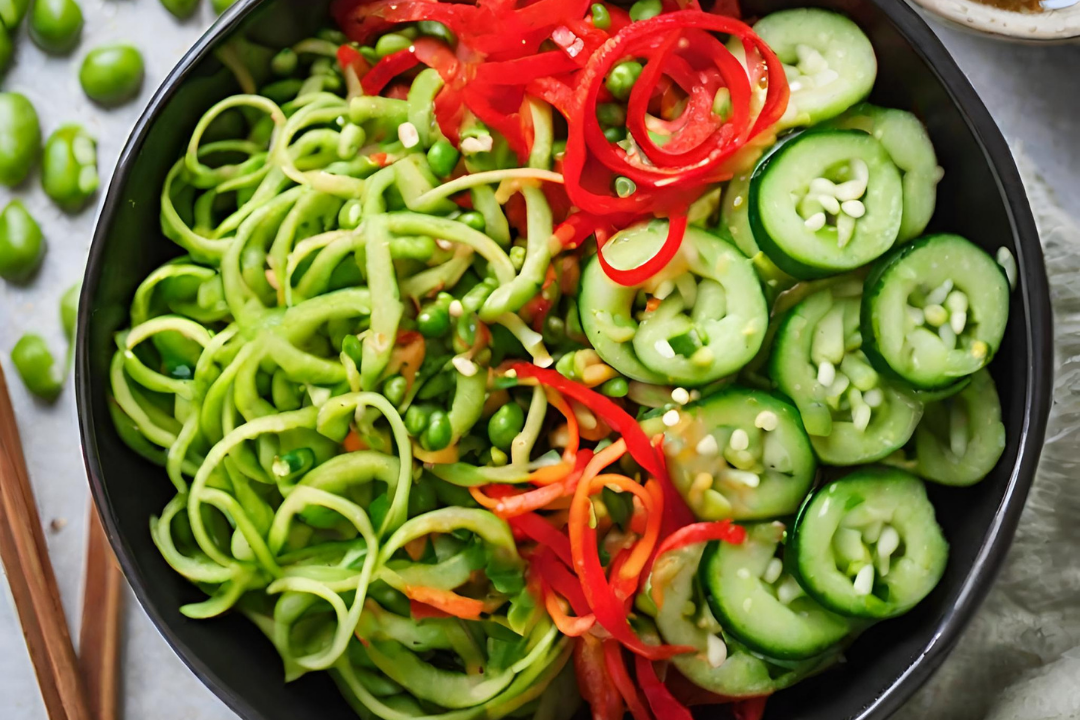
xmin=110 ymin=2 xmax=798 ymax=719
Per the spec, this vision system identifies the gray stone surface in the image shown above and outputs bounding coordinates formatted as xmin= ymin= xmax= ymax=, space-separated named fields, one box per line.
xmin=0 ymin=3 xmax=1076 ymax=719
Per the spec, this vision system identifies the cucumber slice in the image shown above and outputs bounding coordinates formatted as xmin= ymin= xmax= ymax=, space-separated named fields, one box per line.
xmin=700 ymin=523 xmax=851 ymax=660
xmin=641 ymin=387 xmax=817 ymax=521
xmin=721 ymin=173 xmax=794 ymax=298
xmin=651 ymin=544 xmax=841 ymax=697
xmin=791 ymin=467 xmax=948 ymax=619
xmin=828 ymin=103 xmax=944 ymax=241
xmin=916 ymin=369 xmax=1006 ymax=486
xmin=771 ymin=285 xmax=922 ymax=465
xmin=754 ymin=9 xmax=876 ymax=129
xmin=579 ymin=220 xmax=767 ymax=386
xmin=750 ymin=130 xmax=903 ymax=279
xmin=862 ymin=234 xmax=1011 ymax=389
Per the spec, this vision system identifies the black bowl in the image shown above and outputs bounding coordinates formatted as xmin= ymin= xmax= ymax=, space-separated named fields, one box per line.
xmin=76 ymin=1 xmax=1054 ymax=718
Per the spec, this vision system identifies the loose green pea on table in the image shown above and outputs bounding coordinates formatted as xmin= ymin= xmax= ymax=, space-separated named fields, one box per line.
xmin=42 ymin=124 xmax=99 ymax=211
xmin=80 ymin=43 xmax=144 ymax=106
xmin=0 ymin=200 xmax=45 ymax=282
xmin=11 ymin=334 xmax=62 ymax=401
xmin=0 ymin=92 xmax=41 ymax=187
xmin=28 ymin=0 xmax=83 ymax=54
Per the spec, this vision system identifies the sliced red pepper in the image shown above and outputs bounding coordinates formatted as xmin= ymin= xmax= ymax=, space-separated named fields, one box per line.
xmin=336 ymin=43 xmax=371 ymax=77
xmin=574 ymin=635 xmax=624 ymax=720
xmin=360 ymin=48 xmax=421 ymax=96
xmin=635 ymin=655 xmax=695 ymax=720
xmin=510 ymin=513 xmax=574 ymax=568
xmin=654 ymin=520 xmax=747 ymax=559
xmin=604 ymin=641 xmax=652 ymax=720
xmin=409 ymin=599 xmax=451 ymax=620
xmin=735 ymin=697 xmax=769 ymax=720
xmin=597 ymin=214 xmax=688 ymax=287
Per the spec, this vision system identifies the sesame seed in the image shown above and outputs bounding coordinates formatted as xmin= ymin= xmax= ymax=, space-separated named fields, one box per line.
xmin=762 ymin=558 xmax=783 ymax=585
xmin=853 ymin=565 xmax=874 ymax=596
xmin=461 ymin=135 xmax=494 ymax=154
xmin=654 ymin=339 xmax=675 ymax=359
xmin=436 ymin=239 xmax=453 ymax=250
xmin=671 ymin=387 xmax=690 ymax=405
xmin=662 ymin=409 xmax=681 ymax=427
xmin=706 ymin=634 xmax=727 ymax=668
xmin=448 ymin=300 xmax=464 ymax=317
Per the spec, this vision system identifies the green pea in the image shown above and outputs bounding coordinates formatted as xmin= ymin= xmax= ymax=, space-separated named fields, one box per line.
xmin=555 ymin=352 xmax=577 ymax=380
xmin=487 ymin=402 xmax=525 ymax=451
xmin=359 ymin=46 xmax=378 ymax=65
xmin=383 ymin=375 xmax=408 ymax=406
xmin=426 ymin=139 xmax=460 ymax=178
xmin=271 ymin=48 xmax=298 ymax=76
xmin=458 ymin=211 xmax=486 ymax=232
xmin=159 ymin=0 xmax=197 ymax=18
xmin=417 ymin=302 xmax=450 ymax=339
xmin=398 ymin=26 xmax=419 ymax=40
xmin=0 ymin=200 xmax=44 ymax=282
xmin=61 ymin=283 xmax=80 ymax=340
xmin=211 ymin=0 xmax=237 ymax=13
xmin=605 ymin=61 xmax=642 ymax=101
xmin=405 ymin=404 xmax=433 ymax=436
xmin=599 ymin=377 xmax=628 ymax=398
xmin=421 ymin=410 xmax=452 ymax=451
xmin=338 ymin=123 xmax=366 ymax=159
xmin=614 ymin=175 xmax=637 ymax=198
xmin=590 ymin=3 xmax=611 ymax=29
xmin=0 ymin=0 xmax=31 ymax=28
xmin=11 ymin=334 xmax=62 ymax=401
xmin=417 ymin=20 xmax=455 ymax=45
xmin=79 ymin=44 xmax=144 ymax=106
xmin=629 ymin=0 xmax=662 ymax=22
xmin=596 ymin=103 xmax=626 ymax=128
xmin=0 ymin=93 xmax=41 ymax=187
xmin=28 ymin=0 xmax=83 ymax=54
xmin=42 ymin=125 xmax=98 ymax=212
xmin=603 ymin=126 xmax=626 ymax=143
xmin=317 ymin=28 xmax=348 ymax=45
xmin=374 ymin=33 xmax=411 ymax=58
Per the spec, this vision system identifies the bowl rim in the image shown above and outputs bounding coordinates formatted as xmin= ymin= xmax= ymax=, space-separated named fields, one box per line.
xmin=75 ymin=0 xmax=1054 ymax=718
xmin=910 ymin=0 xmax=1080 ymax=42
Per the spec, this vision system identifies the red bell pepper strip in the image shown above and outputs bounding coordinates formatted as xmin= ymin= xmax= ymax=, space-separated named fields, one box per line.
xmin=510 ymin=513 xmax=574 ymax=568
xmin=603 ymin=641 xmax=653 ymax=720
xmin=409 ymin=599 xmax=451 ymax=620
xmin=574 ymin=635 xmax=624 ymax=720
xmin=735 ymin=697 xmax=769 ymax=720
xmin=336 ymin=44 xmax=370 ymax=77
xmin=596 ymin=214 xmax=688 ymax=288
xmin=635 ymin=655 xmax=695 ymax=720
xmin=361 ymin=48 xmax=421 ymax=96
xmin=654 ymin=520 xmax=747 ymax=559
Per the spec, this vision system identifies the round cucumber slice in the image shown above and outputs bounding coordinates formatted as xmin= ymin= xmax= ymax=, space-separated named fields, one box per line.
xmin=721 ymin=173 xmax=794 ymax=298
xmin=579 ymin=220 xmax=767 ymax=386
xmin=828 ymin=103 xmax=944 ymax=241
xmin=791 ymin=467 xmax=948 ymax=619
xmin=754 ymin=9 xmax=877 ymax=129
xmin=916 ymin=369 xmax=1006 ymax=486
xmin=699 ymin=523 xmax=851 ymax=660
xmin=651 ymin=544 xmax=841 ymax=697
xmin=641 ymin=387 xmax=817 ymax=521
xmin=750 ymin=130 xmax=903 ymax=279
xmin=862 ymin=234 xmax=1011 ymax=389
xmin=771 ymin=284 xmax=923 ymax=465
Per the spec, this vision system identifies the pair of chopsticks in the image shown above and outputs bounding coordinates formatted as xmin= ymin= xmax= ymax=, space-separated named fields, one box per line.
xmin=0 ymin=361 xmax=123 ymax=720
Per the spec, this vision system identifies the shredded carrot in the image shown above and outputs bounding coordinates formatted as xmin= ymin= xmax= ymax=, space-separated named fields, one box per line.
xmin=343 ymin=429 xmax=366 ymax=453
xmin=401 ymin=585 xmax=485 ymax=620
xmin=413 ymin=443 xmax=460 ymax=464
xmin=404 ymin=537 xmax=429 ymax=562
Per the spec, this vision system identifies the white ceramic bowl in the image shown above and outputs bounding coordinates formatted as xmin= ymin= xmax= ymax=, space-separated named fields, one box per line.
xmin=910 ymin=0 xmax=1080 ymax=41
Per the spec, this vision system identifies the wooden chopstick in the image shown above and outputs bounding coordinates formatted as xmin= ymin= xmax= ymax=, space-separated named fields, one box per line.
xmin=0 ymin=361 xmax=93 ymax=720
xmin=80 ymin=505 xmax=124 ymax=720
